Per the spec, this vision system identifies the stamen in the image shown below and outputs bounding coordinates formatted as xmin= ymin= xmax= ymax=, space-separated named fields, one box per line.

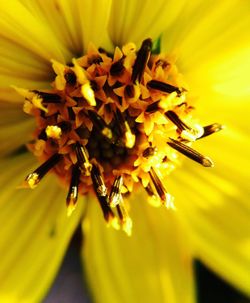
xmin=91 ymin=164 xmax=118 ymax=225
xmin=64 ymin=71 xmax=77 ymax=85
xmin=25 ymin=153 xmax=61 ymax=188
xmin=66 ymin=164 xmax=81 ymax=216
xmin=116 ymin=203 xmax=132 ymax=236
xmin=131 ymin=38 xmax=152 ymax=83
xmin=199 ymin=123 xmax=224 ymax=139
xmin=149 ymin=168 xmax=174 ymax=208
xmin=32 ymin=91 xmax=62 ymax=103
xmin=45 ymin=125 xmax=62 ymax=140
xmin=165 ymin=110 xmax=190 ymax=131
xmin=167 ymin=138 xmax=214 ymax=167
xmin=124 ymin=84 xmax=135 ymax=99
xmin=91 ymin=164 xmax=107 ymax=197
xmin=110 ymin=58 xmax=125 ymax=76
xmin=74 ymin=142 xmax=92 ymax=176
xmin=147 ymin=80 xmax=183 ymax=97
xmin=109 ymin=175 xmax=123 ymax=207
xmin=143 ymin=146 xmax=156 ymax=158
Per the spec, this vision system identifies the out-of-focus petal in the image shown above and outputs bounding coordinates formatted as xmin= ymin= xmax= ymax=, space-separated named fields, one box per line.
xmin=108 ymin=0 xmax=186 ymax=46
xmin=168 ymin=127 xmax=250 ymax=295
xmin=22 ymin=0 xmax=113 ymax=54
xmin=162 ymin=0 xmax=250 ymax=100
xmin=0 ymin=153 xmax=84 ymax=303
xmin=0 ymin=101 xmax=33 ymax=156
xmin=82 ymin=192 xmax=195 ymax=303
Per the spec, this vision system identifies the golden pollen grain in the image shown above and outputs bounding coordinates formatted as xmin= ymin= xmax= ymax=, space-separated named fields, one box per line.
xmin=19 ymin=39 xmax=222 ymax=235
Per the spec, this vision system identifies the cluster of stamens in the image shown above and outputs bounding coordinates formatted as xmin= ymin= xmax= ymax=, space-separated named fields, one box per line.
xmin=17 ymin=39 xmax=222 ymax=235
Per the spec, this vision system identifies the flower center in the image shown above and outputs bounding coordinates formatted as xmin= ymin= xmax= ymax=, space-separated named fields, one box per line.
xmin=18 ymin=39 xmax=222 ymax=235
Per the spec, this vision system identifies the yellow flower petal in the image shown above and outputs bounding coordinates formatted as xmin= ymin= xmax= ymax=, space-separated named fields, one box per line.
xmin=21 ymin=0 xmax=113 ymax=54
xmin=108 ymin=0 xmax=186 ymax=46
xmin=0 ymin=102 xmax=33 ymax=156
xmin=0 ymin=1 xmax=69 ymax=63
xmin=168 ymin=127 xmax=250 ymax=295
xmin=82 ymin=192 xmax=195 ymax=303
xmin=162 ymin=1 xmax=250 ymax=99
xmin=0 ymin=153 xmax=84 ymax=303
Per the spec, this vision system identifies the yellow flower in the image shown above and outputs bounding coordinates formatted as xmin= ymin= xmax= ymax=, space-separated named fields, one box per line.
xmin=0 ymin=1 xmax=250 ymax=303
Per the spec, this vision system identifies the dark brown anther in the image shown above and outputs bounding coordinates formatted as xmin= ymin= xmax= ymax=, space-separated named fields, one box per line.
xmin=110 ymin=58 xmax=125 ymax=76
xmin=147 ymin=80 xmax=183 ymax=97
xmin=149 ymin=168 xmax=169 ymax=202
xmin=64 ymin=71 xmax=77 ymax=85
xmin=131 ymin=38 xmax=152 ymax=83
xmin=124 ymin=84 xmax=135 ymax=99
xmin=109 ymin=175 xmax=123 ymax=207
xmin=66 ymin=164 xmax=81 ymax=215
xmin=167 ymin=138 xmax=214 ymax=167
xmin=88 ymin=55 xmax=103 ymax=65
xmin=146 ymin=101 xmax=160 ymax=113
xmin=165 ymin=110 xmax=191 ymax=131
xmin=32 ymin=91 xmax=62 ymax=103
xmin=143 ymin=147 xmax=156 ymax=158
xmin=91 ymin=164 xmax=108 ymax=197
xmin=91 ymin=164 xmax=116 ymax=223
xmin=199 ymin=123 xmax=224 ymax=139
xmin=25 ymin=153 xmax=62 ymax=188
xmin=75 ymin=142 xmax=92 ymax=176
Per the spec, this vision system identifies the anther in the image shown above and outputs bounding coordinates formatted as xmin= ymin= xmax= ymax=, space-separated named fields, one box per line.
xmin=109 ymin=176 xmax=123 ymax=207
xmin=110 ymin=58 xmax=125 ymax=76
xmin=64 ymin=71 xmax=77 ymax=85
xmin=149 ymin=168 xmax=174 ymax=208
xmin=91 ymin=164 xmax=107 ymax=197
xmin=131 ymin=38 xmax=152 ymax=83
xmin=91 ymin=164 xmax=117 ymax=225
xmin=167 ymin=138 xmax=214 ymax=167
xmin=25 ymin=153 xmax=62 ymax=188
xmin=199 ymin=123 xmax=224 ymax=139
xmin=66 ymin=164 xmax=81 ymax=216
xmin=146 ymin=101 xmax=160 ymax=113
xmin=124 ymin=84 xmax=135 ymax=99
xmin=165 ymin=110 xmax=190 ymax=131
xmin=143 ymin=146 xmax=156 ymax=158
xmin=147 ymin=80 xmax=183 ymax=97
xmin=32 ymin=91 xmax=62 ymax=103
xmin=75 ymin=142 xmax=92 ymax=176
xmin=45 ymin=125 xmax=62 ymax=140
xmin=116 ymin=202 xmax=133 ymax=236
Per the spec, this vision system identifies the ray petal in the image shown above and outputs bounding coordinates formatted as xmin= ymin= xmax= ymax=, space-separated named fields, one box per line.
xmin=108 ymin=0 xmax=186 ymax=46
xmin=168 ymin=127 xmax=250 ymax=296
xmin=82 ymin=192 xmax=195 ymax=303
xmin=0 ymin=153 xmax=84 ymax=302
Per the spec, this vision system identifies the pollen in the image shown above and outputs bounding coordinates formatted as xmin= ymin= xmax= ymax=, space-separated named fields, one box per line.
xmin=18 ymin=39 xmax=222 ymax=235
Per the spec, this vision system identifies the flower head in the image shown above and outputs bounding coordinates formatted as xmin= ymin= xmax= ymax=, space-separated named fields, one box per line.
xmin=0 ymin=1 xmax=250 ymax=303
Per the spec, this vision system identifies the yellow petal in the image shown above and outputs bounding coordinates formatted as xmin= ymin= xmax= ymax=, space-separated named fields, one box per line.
xmin=0 ymin=1 xmax=70 ymax=64
xmin=22 ymin=0 xmax=113 ymax=54
xmin=0 ymin=153 xmax=84 ymax=303
xmin=108 ymin=0 xmax=186 ymax=46
xmin=162 ymin=1 xmax=250 ymax=99
xmin=82 ymin=192 xmax=195 ymax=303
xmin=0 ymin=102 xmax=34 ymax=156
xmin=168 ymin=127 xmax=250 ymax=295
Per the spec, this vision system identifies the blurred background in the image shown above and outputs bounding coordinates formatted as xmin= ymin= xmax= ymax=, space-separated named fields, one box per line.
xmin=44 ymin=228 xmax=250 ymax=303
